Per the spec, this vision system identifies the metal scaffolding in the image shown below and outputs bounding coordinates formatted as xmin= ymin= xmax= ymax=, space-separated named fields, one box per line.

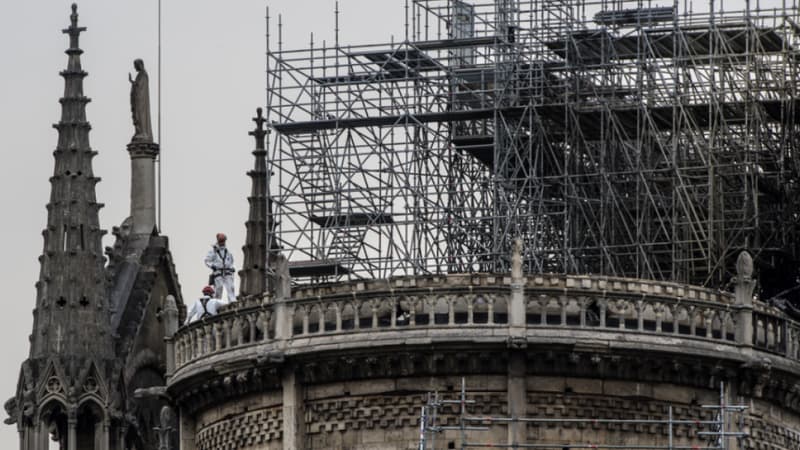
xmin=418 ymin=380 xmax=748 ymax=449
xmin=266 ymin=0 xmax=800 ymax=293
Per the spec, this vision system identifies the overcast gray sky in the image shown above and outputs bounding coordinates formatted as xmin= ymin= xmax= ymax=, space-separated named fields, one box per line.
xmin=0 ymin=1 xmax=400 ymax=446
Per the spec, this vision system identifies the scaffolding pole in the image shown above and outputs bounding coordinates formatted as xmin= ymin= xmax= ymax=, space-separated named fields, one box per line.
xmin=417 ymin=379 xmax=748 ymax=450
xmin=266 ymin=0 xmax=800 ymax=303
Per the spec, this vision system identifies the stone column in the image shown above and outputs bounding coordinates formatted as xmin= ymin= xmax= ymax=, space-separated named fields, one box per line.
xmin=178 ymin=407 xmax=196 ymax=450
xmin=101 ymin=419 xmax=110 ymax=450
xmin=274 ymin=253 xmax=292 ymax=342
xmin=734 ymin=251 xmax=755 ymax=347
xmin=163 ymin=295 xmax=179 ymax=378
xmin=67 ymin=413 xmax=77 ymax=450
xmin=34 ymin=421 xmax=43 ymax=450
xmin=274 ymin=301 xmax=288 ymax=340
xmin=507 ymin=353 xmax=527 ymax=447
xmin=282 ymin=368 xmax=305 ymax=450
xmin=127 ymin=141 xmax=160 ymax=235
xmin=507 ymin=238 xmax=527 ymax=447
xmin=509 ymin=238 xmax=526 ymax=338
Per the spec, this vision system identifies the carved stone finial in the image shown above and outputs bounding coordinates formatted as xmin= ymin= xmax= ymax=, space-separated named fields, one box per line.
xmin=162 ymin=295 xmax=179 ymax=338
xmin=63 ymin=3 xmax=86 ymax=47
xmin=736 ymin=250 xmax=753 ymax=280
xmin=249 ymin=107 xmax=269 ymax=150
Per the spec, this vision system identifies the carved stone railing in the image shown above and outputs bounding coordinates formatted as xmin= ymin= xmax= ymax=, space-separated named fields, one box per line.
xmin=521 ymin=275 xmax=737 ymax=342
xmin=171 ymin=274 xmax=800 ymax=374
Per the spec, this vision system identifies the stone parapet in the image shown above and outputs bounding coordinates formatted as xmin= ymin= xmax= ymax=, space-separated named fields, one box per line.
xmin=171 ymin=274 xmax=799 ymax=376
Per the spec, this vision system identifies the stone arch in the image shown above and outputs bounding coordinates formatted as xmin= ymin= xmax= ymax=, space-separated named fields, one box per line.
xmin=76 ymin=398 xmax=105 ymax=450
xmin=125 ymin=363 xmax=168 ymax=450
xmin=341 ymin=302 xmax=356 ymax=330
xmin=492 ymin=295 xmax=509 ymax=324
xmin=473 ymin=295 xmax=489 ymax=324
xmin=38 ymin=399 xmax=67 ymax=450
xmin=308 ymin=304 xmax=322 ymax=333
xmin=291 ymin=305 xmax=305 ymax=335
xmin=358 ymin=301 xmax=373 ymax=329
xmin=433 ymin=296 xmax=449 ymax=325
xmin=323 ymin=303 xmax=337 ymax=331
xmin=124 ymin=349 xmax=162 ymax=386
xmin=453 ymin=296 xmax=469 ymax=324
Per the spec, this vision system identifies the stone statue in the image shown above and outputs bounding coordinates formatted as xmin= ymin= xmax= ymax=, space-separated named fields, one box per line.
xmin=275 ymin=253 xmax=291 ymax=300
xmin=511 ymin=238 xmax=523 ymax=279
xmin=129 ymin=59 xmax=153 ymax=142
xmin=154 ymin=405 xmax=174 ymax=450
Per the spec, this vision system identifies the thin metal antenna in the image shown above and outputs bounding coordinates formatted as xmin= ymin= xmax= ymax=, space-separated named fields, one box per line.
xmin=157 ymin=0 xmax=163 ymax=232
xmin=335 ymin=1 xmax=340 ymax=49
xmin=266 ymin=6 xmax=270 ymax=113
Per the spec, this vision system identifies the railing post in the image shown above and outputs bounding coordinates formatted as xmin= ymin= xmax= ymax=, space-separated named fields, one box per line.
xmin=538 ymin=295 xmax=548 ymax=326
xmin=636 ymin=300 xmax=644 ymax=331
xmin=274 ymin=298 xmax=290 ymax=341
xmin=225 ymin=320 xmax=233 ymax=349
xmin=509 ymin=238 xmax=526 ymax=341
xmin=273 ymin=252 xmax=293 ymax=342
xmin=578 ymin=296 xmax=588 ymax=327
xmin=448 ymin=298 xmax=455 ymax=326
xmin=654 ymin=303 xmax=663 ymax=333
xmin=734 ymin=251 xmax=755 ymax=347
xmin=559 ymin=295 xmax=568 ymax=327
xmin=248 ymin=315 xmax=256 ymax=343
xmin=599 ymin=298 xmax=607 ymax=328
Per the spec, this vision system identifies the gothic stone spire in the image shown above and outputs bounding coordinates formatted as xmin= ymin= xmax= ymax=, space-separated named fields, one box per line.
xmin=31 ymin=2 xmax=112 ymax=364
xmin=6 ymin=6 xmax=118 ymax=447
xmin=239 ymin=108 xmax=271 ymax=298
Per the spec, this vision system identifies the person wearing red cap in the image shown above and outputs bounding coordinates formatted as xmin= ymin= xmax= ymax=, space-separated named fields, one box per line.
xmin=204 ymin=233 xmax=236 ymax=302
xmin=184 ymin=286 xmax=228 ymax=325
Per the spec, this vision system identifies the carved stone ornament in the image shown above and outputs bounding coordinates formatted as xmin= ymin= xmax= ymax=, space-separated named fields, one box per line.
xmin=45 ymin=377 xmax=62 ymax=394
xmin=736 ymin=250 xmax=754 ymax=279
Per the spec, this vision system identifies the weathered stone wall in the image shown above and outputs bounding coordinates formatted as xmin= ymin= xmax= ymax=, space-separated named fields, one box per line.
xmin=186 ymin=376 xmax=800 ymax=450
xmin=195 ymin=392 xmax=282 ymax=450
xmin=189 ymin=376 xmax=800 ymax=450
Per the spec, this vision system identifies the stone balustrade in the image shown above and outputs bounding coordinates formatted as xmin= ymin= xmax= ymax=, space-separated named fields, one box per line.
xmin=171 ymin=273 xmax=800 ymax=373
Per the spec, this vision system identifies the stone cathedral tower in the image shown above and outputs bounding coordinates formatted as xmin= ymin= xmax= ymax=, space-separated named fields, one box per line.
xmin=7 ymin=5 xmax=119 ymax=449
xmin=6 ymin=5 xmax=184 ymax=450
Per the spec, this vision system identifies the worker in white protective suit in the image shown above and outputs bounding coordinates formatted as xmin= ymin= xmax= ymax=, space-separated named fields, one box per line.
xmin=204 ymin=233 xmax=236 ymax=302
xmin=184 ymin=286 xmax=228 ymax=325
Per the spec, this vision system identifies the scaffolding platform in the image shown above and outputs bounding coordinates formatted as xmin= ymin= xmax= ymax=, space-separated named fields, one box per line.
xmin=266 ymin=0 xmax=800 ymax=292
xmin=288 ymin=260 xmax=351 ymax=277
xmin=309 ymin=213 xmax=394 ymax=228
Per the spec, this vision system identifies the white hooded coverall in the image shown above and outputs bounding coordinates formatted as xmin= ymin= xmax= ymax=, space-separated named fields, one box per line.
xmin=205 ymin=244 xmax=236 ymax=301
xmin=184 ymin=295 xmax=227 ymax=325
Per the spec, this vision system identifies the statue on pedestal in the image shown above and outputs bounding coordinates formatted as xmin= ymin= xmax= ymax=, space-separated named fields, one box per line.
xmin=129 ymin=59 xmax=153 ymax=143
